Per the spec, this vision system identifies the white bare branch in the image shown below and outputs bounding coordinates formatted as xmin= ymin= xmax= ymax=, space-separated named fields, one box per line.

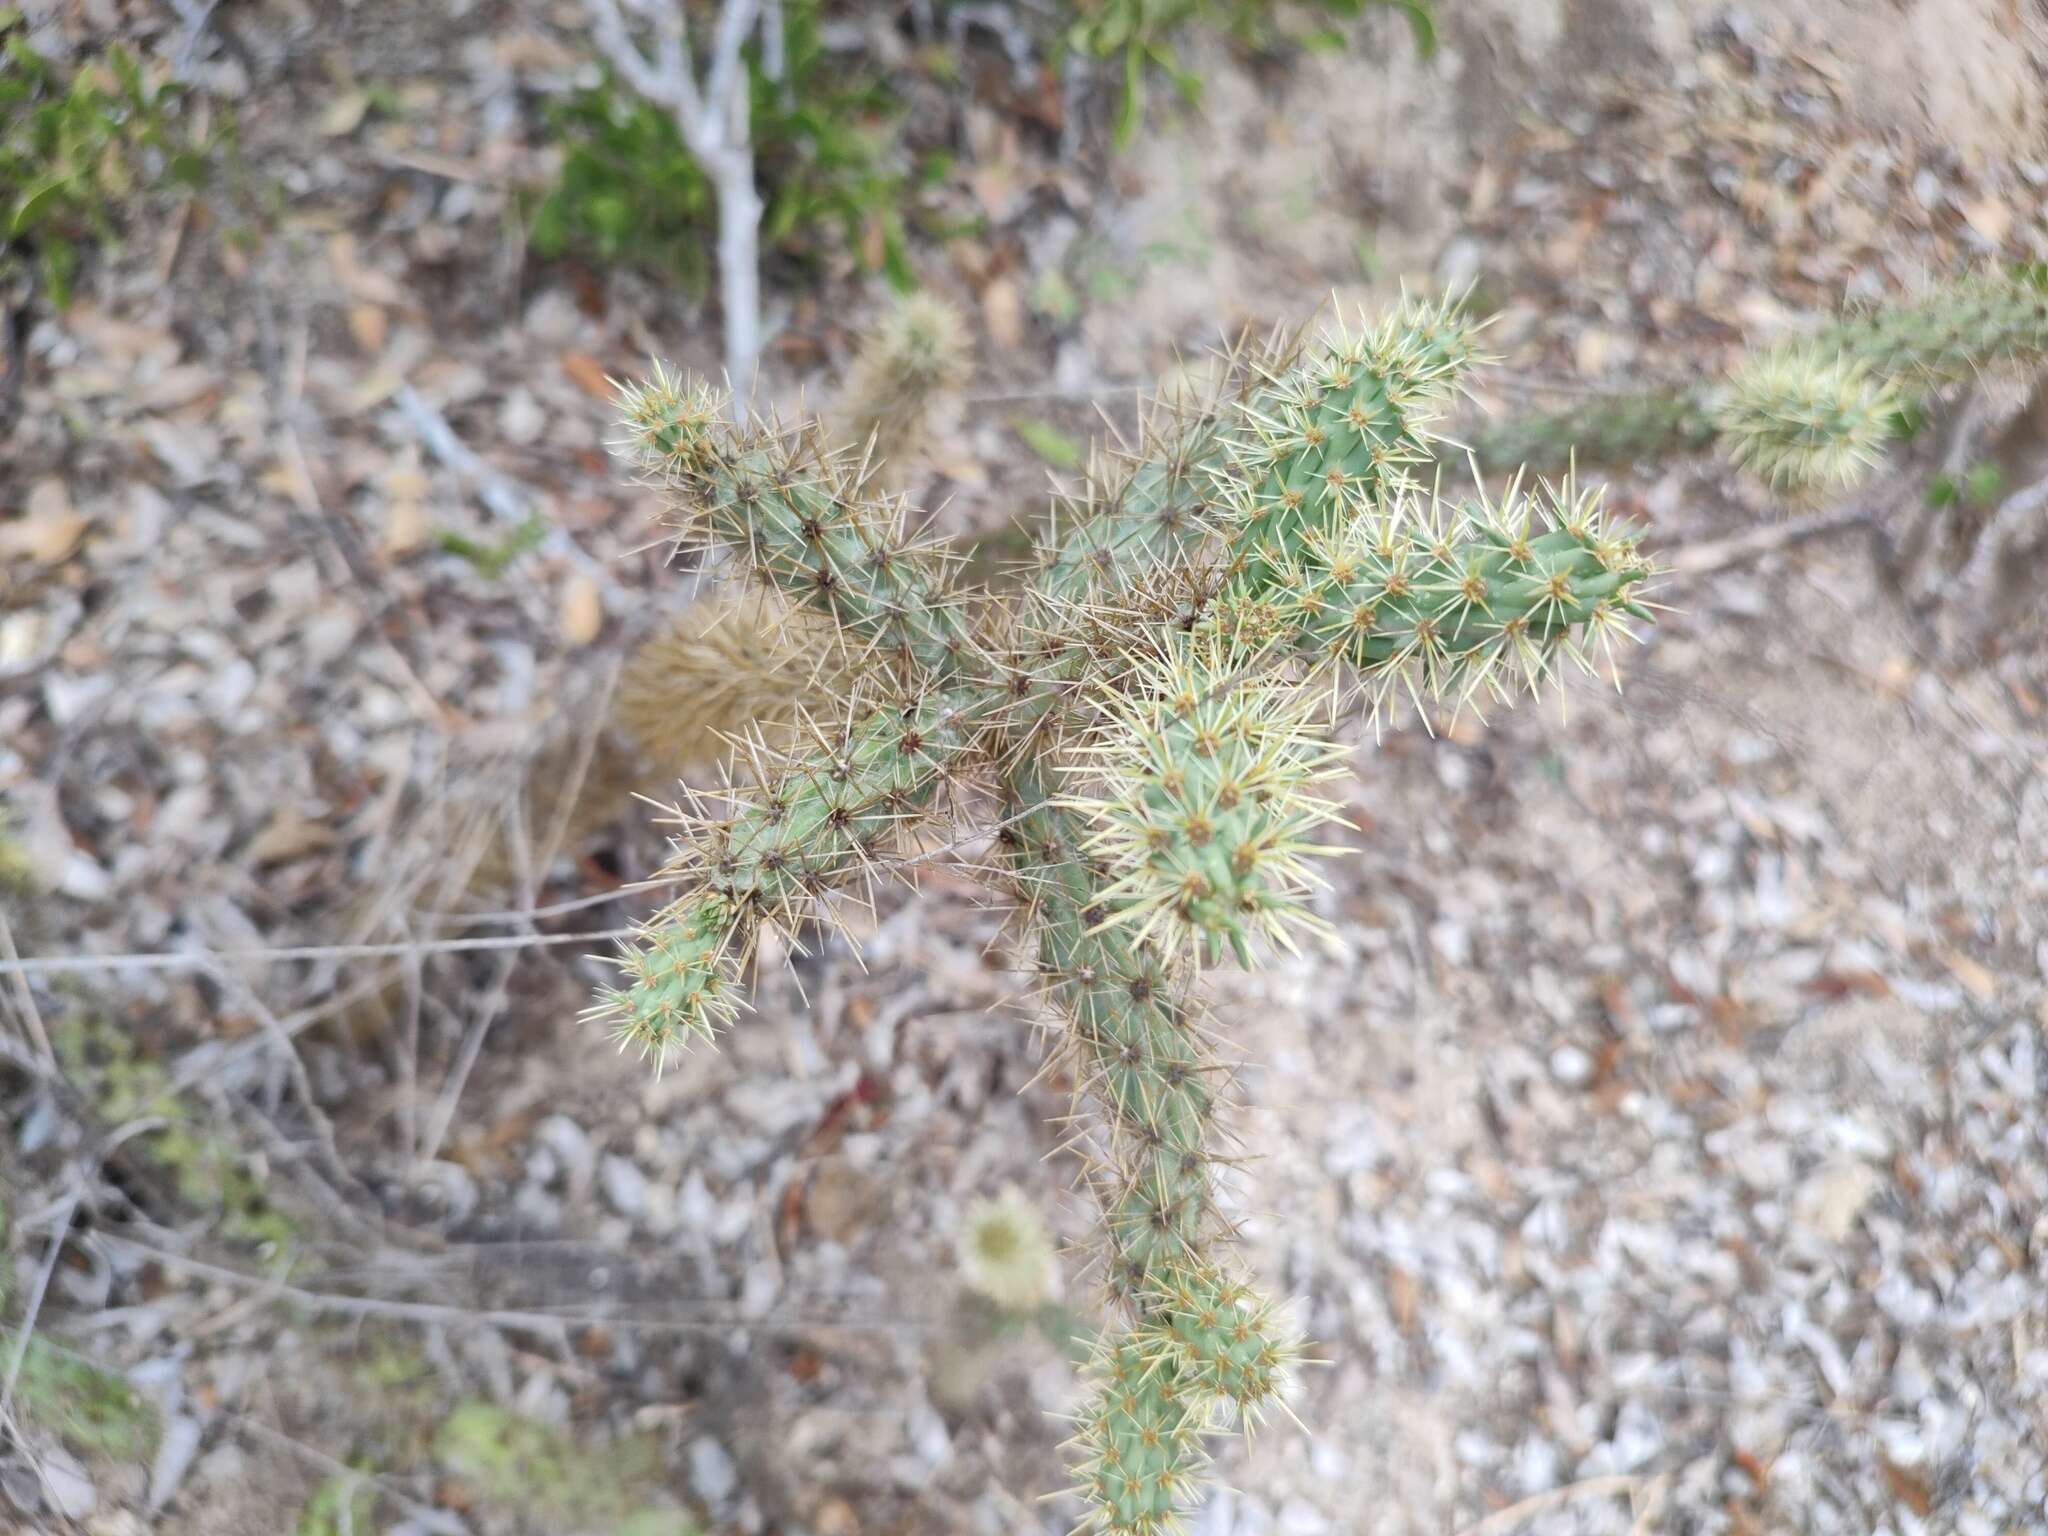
xmin=581 ymin=0 xmax=767 ymax=405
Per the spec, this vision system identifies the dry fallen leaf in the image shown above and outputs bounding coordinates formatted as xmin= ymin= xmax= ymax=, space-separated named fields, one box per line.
xmin=1960 ymin=195 xmax=2012 ymax=245
xmin=348 ymin=303 xmax=389 ymax=354
xmin=980 ymin=277 xmax=1026 ymax=352
xmin=247 ymin=806 xmax=338 ymax=865
xmin=561 ymin=351 xmax=615 ymax=402
xmin=326 ymin=232 xmax=406 ymax=306
xmin=1940 ymin=946 xmax=1997 ymax=1003
xmin=320 ymin=88 xmax=371 ymax=137
xmin=382 ymin=495 xmax=429 ymax=557
xmin=1574 ymin=326 xmax=1614 ymax=376
xmin=557 ymin=574 xmax=604 ymax=647
xmin=2 ymin=480 xmax=89 ymax=564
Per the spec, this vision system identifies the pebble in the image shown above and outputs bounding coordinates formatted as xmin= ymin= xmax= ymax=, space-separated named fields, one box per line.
xmin=689 ymin=1436 xmax=739 ymax=1508
xmin=598 ymin=1153 xmax=649 ymax=1219
xmin=1547 ymin=1045 xmax=1594 ymax=1086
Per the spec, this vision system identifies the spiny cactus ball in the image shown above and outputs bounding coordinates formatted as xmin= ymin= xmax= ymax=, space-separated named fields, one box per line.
xmin=1069 ymin=636 xmax=1347 ymax=967
xmin=1713 ymin=345 xmax=1900 ymax=491
xmin=614 ymin=593 xmax=839 ymax=777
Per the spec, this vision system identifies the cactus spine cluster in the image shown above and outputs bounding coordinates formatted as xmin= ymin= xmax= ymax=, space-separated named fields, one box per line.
xmin=593 ymin=296 xmax=1658 ymax=1530
xmin=1468 ymin=272 xmax=2048 ymax=488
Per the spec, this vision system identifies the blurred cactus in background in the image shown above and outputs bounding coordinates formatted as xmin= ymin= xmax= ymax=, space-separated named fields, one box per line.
xmin=1467 ymin=272 xmax=2048 ymax=490
xmin=590 ymin=294 xmax=1660 ymax=1531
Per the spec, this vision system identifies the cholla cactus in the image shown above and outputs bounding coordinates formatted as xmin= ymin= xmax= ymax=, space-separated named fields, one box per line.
xmin=591 ymin=296 xmax=1659 ymax=1530
xmin=1468 ymin=271 xmax=2048 ymax=488
xmin=828 ymin=291 xmax=972 ymax=488
xmin=614 ymin=593 xmax=842 ymax=776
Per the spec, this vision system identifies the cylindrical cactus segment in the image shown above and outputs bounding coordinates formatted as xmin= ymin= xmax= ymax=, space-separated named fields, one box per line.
xmin=1812 ymin=272 xmax=2048 ymax=382
xmin=592 ymin=293 xmax=1662 ymax=1536
xmin=1067 ymin=1338 xmax=1210 ymax=1536
xmin=1136 ymin=1262 xmax=1300 ymax=1429
xmin=830 ymin=292 xmax=972 ymax=485
xmin=1001 ymin=761 xmax=1220 ymax=1277
xmin=1064 ymin=636 xmax=1349 ymax=967
xmin=587 ymin=893 xmax=745 ymax=1070
xmin=1468 ymin=274 xmax=2048 ymax=479
xmin=1016 ymin=297 xmax=1485 ymax=742
xmin=1197 ymin=474 xmax=1654 ymax=716
xmin=1464 ymin=393 xmax=1716 ymax=475
xmin=595 ymin=684 xmax=981 ymax=1064
xmin=1714 ymin=346 xmax=1900 ymax=490
xmin=1220 ymin=299 xmax=1484 ymax=595
xmin=613 ymin=368 xmax=980 ymax=686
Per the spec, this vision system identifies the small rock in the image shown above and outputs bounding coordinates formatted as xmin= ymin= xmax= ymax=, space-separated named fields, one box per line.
xmin=499 ymin=388 xmax=546 ymax=445
xmin=599 ymin=1154 xmax=649 ymax=1220
xmin=689 ymin=1436 xmax=739 ymax=1508
xmin=1276 ymin=1496 xmax=1330 ymax=1536
xmin=1792 ymin=1158 xmax=1880 ymax=1243
xmin=1549 ymin=1045 xmax=1595 ymax=1087
xmin=41 ymin=1445 xmax=97 ymax=1518
xmin=147 ymin=1413 xmax=203 ymax=1513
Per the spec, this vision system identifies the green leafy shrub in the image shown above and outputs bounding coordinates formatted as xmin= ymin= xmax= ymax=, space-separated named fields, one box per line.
xmin=532 ymin=0 xmax=908 ymax=293
xmin=0 ymin=13 xmax=216 ymax=306
xmin=1066 ymin=0 xmax=1436 ymax=144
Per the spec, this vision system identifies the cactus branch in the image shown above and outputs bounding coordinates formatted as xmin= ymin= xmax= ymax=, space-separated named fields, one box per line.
xmin=1466 ymin=272 xmax=2048 ymax=489
xmin=592 ymin=294 xmax=1661 ymax=1532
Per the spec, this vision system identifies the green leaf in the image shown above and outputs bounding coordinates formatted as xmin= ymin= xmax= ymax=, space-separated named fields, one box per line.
xmin=39 ymin=235 xmax=76 ymax=307
xmin=434 ymin=514 xmax=548 ymax=580
xmin=10 ymin=173 xmax=74 ymax=235
xmin=1114 ymin=44 xmax=1145 ymax=148
xmin=1379 ymin=0 xmax=1435 ymax=57
xmin=1014 ymin=418 xmax=1083 ymax=470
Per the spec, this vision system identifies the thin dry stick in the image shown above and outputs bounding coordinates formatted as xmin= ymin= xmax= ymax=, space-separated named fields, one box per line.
xmin=207 ymin=962 xmax=355 ymax=1192
xmin=226 ymin=1411 xmax=464 ymax=1534
xmin=1452 ymin=1476 xmax=1644 ymax=1536
xmin=1664 ymin=503 xmax=1874 ymax=576
xmin=415 ymin=662 xmax=622 ymax=1167
xmin=0 ymin=907 xmax=54 ymax=1067
xmin=0 ymin=1186 xmax=82 ymax=1418
xmin=423 ymin=876 xmax=686 ymax=928
xmin=93 ymin=1236 xmax=936 ymax=1340
xmin=0 ymin=927 xmax=639 ymax=979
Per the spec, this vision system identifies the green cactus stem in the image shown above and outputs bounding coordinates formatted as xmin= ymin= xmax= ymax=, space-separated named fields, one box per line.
xmin=593 ymin=294 xmax=1662 ymax=1534
xmin=1466 ymin=272 xmax=2048 ymax=488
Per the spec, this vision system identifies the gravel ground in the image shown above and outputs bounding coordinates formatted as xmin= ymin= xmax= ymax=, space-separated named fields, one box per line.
xmin=2 ymin=5 xmax=2046 ymax=1535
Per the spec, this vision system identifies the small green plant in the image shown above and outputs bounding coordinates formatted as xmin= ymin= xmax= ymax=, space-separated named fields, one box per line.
xmin=1 ymin=13 xmax=216 ymax=306
xmin=54 ymin=1018 xmax=301 ymax=1254
xmin=432 ymin=1402 xmax=695 ymax=1535
xmin=294 ymin=1469 xmax=376 ymax=1536
xmin=8 ymin=1338 xmax=160 ymax=1459
xmin=959 ymin=1184 xmax=1058 ymax=1312
xmin=589 ymin=292 xmax=1659 ymax=1530
xmin=1066 ymin=0 xmax=1435 ymax=144
xmin=533 ymin=0 xmax=908 ymax=297
xmin=435 ymin=512 xmax=550 ymax=579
